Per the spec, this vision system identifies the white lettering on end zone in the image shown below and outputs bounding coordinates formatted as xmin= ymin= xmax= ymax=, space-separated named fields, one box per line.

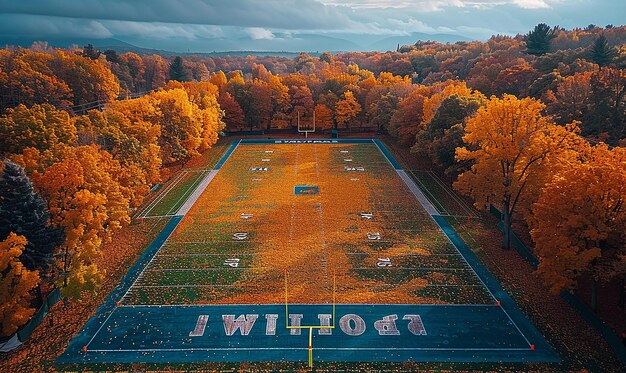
xmin=265 ymin=314 xmax=278 ymax=335
xmin=188 ymin=313 xmax=428 ymax=337
xmin=317 ymin=314 xmax=332 ymax=335
xmin=339 ymin=314 xmax=366 ymax=336
xmin=403 ymin=315 xmax=427 ymax=335
xmin=222 ymin=314 xmax=258 ymax=336
xmin=189 ymin=315 xmax=209 ymax=337
xmin=374 ymin=314 xmax=400 ymax=335
xmin=288 ymin=314 xmax=303 ymax=335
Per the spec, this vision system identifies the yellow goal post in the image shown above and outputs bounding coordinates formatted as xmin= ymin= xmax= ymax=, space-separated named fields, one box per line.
xmin=284 ymin=269 xmax=337 ymax=368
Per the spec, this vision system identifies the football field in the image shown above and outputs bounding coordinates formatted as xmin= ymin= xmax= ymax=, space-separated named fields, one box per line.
xmin=58 ymin=139 xmax=558 ymax=365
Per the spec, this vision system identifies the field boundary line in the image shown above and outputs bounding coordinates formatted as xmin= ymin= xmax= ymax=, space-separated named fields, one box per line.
xmin=176 ymin=140 xmax=241 ymax=216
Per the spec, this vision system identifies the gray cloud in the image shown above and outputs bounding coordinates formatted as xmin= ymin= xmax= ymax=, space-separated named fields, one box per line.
xmin=0 ymin=0 xmax=353 ymax=30
xmin=0 ymin=14 xmax=112 ymax=38
xmin=0 ymin=0 xmax=623 ymax=52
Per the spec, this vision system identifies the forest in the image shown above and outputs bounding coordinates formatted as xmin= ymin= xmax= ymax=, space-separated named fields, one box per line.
xmin=0 ymin=23 xmax=625 ymax=342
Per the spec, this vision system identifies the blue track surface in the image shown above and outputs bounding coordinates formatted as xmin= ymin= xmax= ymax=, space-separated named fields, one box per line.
xmin=214 ymin=140 xmax=240 ymax=169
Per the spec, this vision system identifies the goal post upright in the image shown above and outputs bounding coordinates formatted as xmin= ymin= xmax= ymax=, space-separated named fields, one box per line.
xmin=284 ymin=268 xmax=336 ymax=368
xmin=297 ymin=110 xmax=316 ymax=139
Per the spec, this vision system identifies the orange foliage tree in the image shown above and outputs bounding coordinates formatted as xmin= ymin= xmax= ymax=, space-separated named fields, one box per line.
xmin=388 ymin=90 xmax=426 ymax=145
xmin=30 ymin=145 xmax=130 ymax=299
xmin=218 ymin=91 xmax=245 ymax=132
xmin=454 ymin=94 xmax=579 ymax=250
xmin=49 ymin=51 xmax=120 ymax=110
xmin=335 ymin=90 xmax=361 ymax=129
xmin=0 ymin=233 xmax=40 ymax=336
xmin=314 ymin=104 xmax=334 ymax=131
xmin=531 ymin=145 xmax=626 ymax=305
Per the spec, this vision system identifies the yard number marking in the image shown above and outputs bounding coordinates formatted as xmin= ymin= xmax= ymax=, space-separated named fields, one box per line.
xmin=224 ymin=258 xmax=240 ymax=268
xmin=376 ymin=257 xmax=392 ymax=267
xmin=232 ymin=232 xmax=249 ymax=240
xmin=367 ymin=232 xmax=381 ymax=240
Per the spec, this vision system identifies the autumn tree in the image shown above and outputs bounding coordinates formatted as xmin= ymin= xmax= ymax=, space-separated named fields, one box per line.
xmin=531 ymin=145 xmax=626 ymax=310
xmin=335 ymin=90 xmax=361 ymax=129
xmin=0 ymin=50 xmax=73 ymax=112
xmin=33 ymin=146 xmax=130 ymax=298
xmin=210 ymin=71 xmax=228 ymax=92
xmin=150 ymin=86 xmax=222 ymax=163
xmin=412 ymin=94 xmax=482 ymax=173
xmin=493 ymin=61 xmax=540 ymax=97
xmin=0 ymin=233 xmax=40 ymax=336
xmin=289 ymin=85 xmax=314 ymax=127
xmin=0 ymin=161 xmax=63 ymax=271
xmin=585 ymin=67 xmax=626 ymax=144
xmin=0 ymin=103 xmax=77 ymax=155
xmin=218 ymin=91 xmax=245 ymax=132
xmin=366 ymin=91 xmax=398 ymax=132
xmin=314 ymin=104 xmax=334 ymax=131
xmin=143 ymin=54 xmax=168 ymax=90
xmin=545 ymin=71 xmax=593 ymax=125
xmin=81 ymin=98 xmax=162 ymax=207
xmin=388 ymin=90 xmax=426 ymax=145
xmin=454 ymin=95 xmax=579 ymax=250
xmin=241 ymin=79 xmax=273 ymax=130
xmin=49 ymin=50 xmax=120 ymax=110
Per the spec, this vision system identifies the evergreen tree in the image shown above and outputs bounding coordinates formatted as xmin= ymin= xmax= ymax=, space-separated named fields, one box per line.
xmin=589 ymin=35 xmax=618 ymax=67
xmin=81 ymin=44 xmax=101 ymax=60
xmin=103 ymin=49 xmax=120 ymax=64
xmin=525 ymin=23 xmax=558 ymax=55
xmin=168 ymin=56 xmax=190 ymax=82
xmin=0 ymin=161 xmax=64 ymax=271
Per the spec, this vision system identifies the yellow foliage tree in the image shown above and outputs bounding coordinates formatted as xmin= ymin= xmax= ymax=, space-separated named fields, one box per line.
xmin=0 ymin=233 xmax=40 ymax=336
xmin=30 ymin=145 xmax=130 ymax=298
xmin=454 ymin=94 xmax=579 ymax=250
xmin=0 ymin=103 xmax=76 ymax=155
xmin=335 ymin=90 xmax=361 ymax=129
xmin=151 ymin=88 xmax=203 ymax=163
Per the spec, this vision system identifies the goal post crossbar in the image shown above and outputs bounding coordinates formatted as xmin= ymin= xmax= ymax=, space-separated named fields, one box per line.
xmin=283 ymin=269 xmax=336 ymax=368
xmin=297 ymin=110 xmax=316 ymax=138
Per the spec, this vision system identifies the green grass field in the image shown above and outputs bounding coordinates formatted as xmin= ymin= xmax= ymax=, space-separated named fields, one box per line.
xmin=136 ymin=141 xmax=232 ymax=218
xmin=122 ymin=142 xmax=492 ymax=306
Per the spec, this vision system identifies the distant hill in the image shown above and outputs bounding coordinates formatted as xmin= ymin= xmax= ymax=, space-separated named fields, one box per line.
xmin=0 ymin=32 xmax=472 ymax=57
xmin=368 ymin=33 xmax=474 ymax=52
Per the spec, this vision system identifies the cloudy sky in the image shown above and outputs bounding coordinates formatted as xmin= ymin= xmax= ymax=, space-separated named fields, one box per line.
xmin=0 ymin=0 xmax=623 ymax=52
